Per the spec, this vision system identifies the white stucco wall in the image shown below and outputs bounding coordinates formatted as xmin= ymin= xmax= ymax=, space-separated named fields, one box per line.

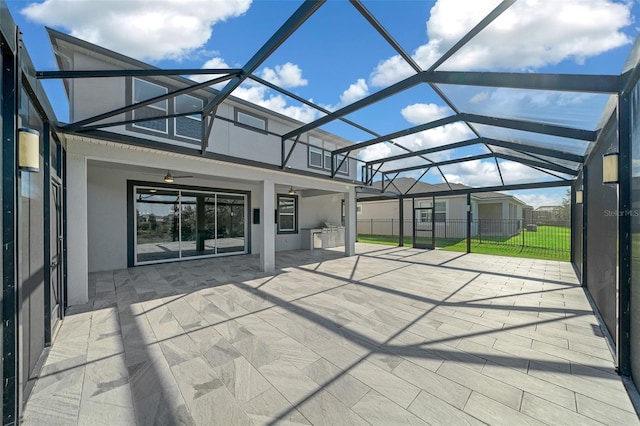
xmin=87 ymin=163 xmax=259 ymax=272
xmin=77 ymin=138 xmax=352 ymax=275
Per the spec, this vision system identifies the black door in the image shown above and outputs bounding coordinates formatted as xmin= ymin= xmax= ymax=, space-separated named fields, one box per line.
xmin=413 ymin=207 xmax=435 ymax=249
xmin=20 ymin=172 xmax=46 ymax=405
xmin=50 ymin=181 xmax=63 ymax=334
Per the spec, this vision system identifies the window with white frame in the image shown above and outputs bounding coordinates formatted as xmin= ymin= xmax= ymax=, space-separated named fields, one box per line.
xmin=235 ymin=108 xmax=267 ymax=132
xmin=323 ymin=142 xmax=335 ymax=171
xmin=307 ymin=137 xmax=349 ymax=175
xmin=336 ymin=154 xmax=348 ymax=174
xmin=277 ymin=194 xmax=298 ymax=233
xmin=133 ymin=79 xmax=168 ymax=133
xmin=175 ymin=94 xmax=203 ymax=140
xmin=309 ymin=146 xmax=323 ymax=168
xmin=418 ymin=200 xmax=446 ymax=222
xmin=434 ymin=201 xmax=446 ymax=221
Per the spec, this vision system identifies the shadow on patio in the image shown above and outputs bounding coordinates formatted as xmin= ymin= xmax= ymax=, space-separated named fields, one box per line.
xmin=22 ymin=243 xmax=640 ymax=425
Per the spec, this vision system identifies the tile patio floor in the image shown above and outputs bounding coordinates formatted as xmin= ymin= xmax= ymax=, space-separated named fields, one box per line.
xmin=22 ymin=244 xmax=640 ymax=425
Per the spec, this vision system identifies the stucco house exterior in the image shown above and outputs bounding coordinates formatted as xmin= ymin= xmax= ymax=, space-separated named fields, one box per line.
xmin=357 ymin=178 xmax=530 ymax=239
xmin=48 ymin=29 xmax=361 ymax=307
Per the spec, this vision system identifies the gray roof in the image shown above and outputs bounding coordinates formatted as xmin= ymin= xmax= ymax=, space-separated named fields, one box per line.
xmin=365 ymin=178 xmax=510 ymax=199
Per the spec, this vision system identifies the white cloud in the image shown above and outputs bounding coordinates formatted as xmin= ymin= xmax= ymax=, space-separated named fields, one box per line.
xmin=440 ymin=159 xmax=567 ymax=188
xmin=512 ymin=192 xmax=564 ymax=209
xmin=323 ymin=78 xmax=370 ymax=112
xmin=442 ymin=160 xmax=502 ymax=187
xmin=201 ymin=57 xmax=231 ymax=69
xmin=359 ymin=102 xmax=473 ymax=166
xmin=22 ymin=0 xmax=252 ymax=61
xmin=231 ymin=84 xmax=320 ymax=123
xmin=401 ymin=103 xmax=451 ymax=124
xmin=188 ymin=58 xmax=319 ymax=122
xmin=371 ymin=0 xmax=632 ymax=86
xmin=188 ymin=57 xmax=234 ymax=89
xmin=359 ymin=143 xmax=392 ymax=163
xmin=260 ymin=62 xmax=308 ymax=88
xmin=339 ymin=78 xmax=369 ymax=106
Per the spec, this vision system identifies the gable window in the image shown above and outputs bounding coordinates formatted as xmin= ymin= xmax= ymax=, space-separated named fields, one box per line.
xmin=133 ymin=78 xmax=168 ymax=134
xmin=277 ymin=194 xmax=298 ymax=234
xmin=235 ymin=108 xmax=267 ymax=132
xmin=175 ymin=94 xmax=203 ymax=140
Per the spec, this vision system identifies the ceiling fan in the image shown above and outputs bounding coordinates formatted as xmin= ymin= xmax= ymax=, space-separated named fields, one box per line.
xmin=162 ymin=170 xmax=193 ymax=183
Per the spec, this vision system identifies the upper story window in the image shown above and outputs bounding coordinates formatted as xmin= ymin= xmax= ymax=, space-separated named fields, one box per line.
xmin=235 ymin=108 xmax=267 ymax=132
xmin=175 ymin=94 xmax=203 ymax=141
xmin=133 ymin=79 xmax=168 ymax=134
xmin=336 ymin=154 xmax=348 ymax=174
xmin=323 ymin=142 xmax=335 ymax=170
xmin=308 ymin=136 xmax=349 ymax=175
xmin=309 ymin=146 xmax=323 ymax=168
xmin=130 ymin=78 xmax=203 ymax=142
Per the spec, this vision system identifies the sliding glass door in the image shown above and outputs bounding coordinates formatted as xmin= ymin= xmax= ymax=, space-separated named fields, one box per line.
xmin=217 ymin=194 xmax=246 ymax=254
xmin=134 ymin=187 xmax=247 ymax=265
xmin=135 ymin=189 xmax=181 ymax=263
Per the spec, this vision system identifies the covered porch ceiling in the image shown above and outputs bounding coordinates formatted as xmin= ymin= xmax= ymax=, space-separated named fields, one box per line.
xmin=37 ymin=0 xmax=637 ymax=195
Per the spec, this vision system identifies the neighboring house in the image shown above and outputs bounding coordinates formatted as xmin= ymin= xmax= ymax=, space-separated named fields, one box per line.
xmin=357 ymin=178 xmax=530 ymax=239
xmin=47 ymin=29 xmax=360 ymax=306
xmin=534 ymin=205 xmax=561 ymax=221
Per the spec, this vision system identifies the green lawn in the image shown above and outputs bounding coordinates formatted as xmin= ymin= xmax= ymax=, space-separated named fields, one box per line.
xmin=357 ymin=226 xmax=570 ymax=261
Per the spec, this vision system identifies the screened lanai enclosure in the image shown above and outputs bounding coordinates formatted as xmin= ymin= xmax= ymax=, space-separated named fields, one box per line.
xmin=3 ymin=0 xmax=640 ymax=422
xmin=32 ymin=0 xmax=639 ymax=400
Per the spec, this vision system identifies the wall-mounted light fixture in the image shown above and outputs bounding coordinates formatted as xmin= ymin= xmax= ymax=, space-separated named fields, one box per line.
xmin=603 ymin=152 xmax=619 ymax=184
xmin=18 ymin=127 xmax=40 ymax=172
xmin=576 ymin=187 xmax=583 ymax=204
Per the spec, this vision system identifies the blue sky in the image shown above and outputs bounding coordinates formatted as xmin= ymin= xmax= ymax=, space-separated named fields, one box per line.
xmin=8 ymin=0 xmax=640 ymax=207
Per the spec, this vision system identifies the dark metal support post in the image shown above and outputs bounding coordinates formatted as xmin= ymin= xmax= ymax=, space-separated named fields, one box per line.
xmin=466 ymin=193 xmax=471 ymax=253
xmin=399 ymin=197 xmax=404 ymax=247
xmin=411 ymin=198 xmax=416 ymax=247
xmin=202 ymin=105 xmax=218 ymax=154
xmin=43 ymin=122 xmax=52 ymax=346
xmin=282 ymin=134 xmax=301 ymax=169
xmin=369 ymin=163 xmax=383 ymax=185
xmin=62 ymin=149 xmax=68 ymax=311
xmin=617 ymin=92 xmax=632 ymax=377
xmin=2 ymin=32 xmax=18 ymax=426
xmin=582 ymin=167 xmax=588 ymax=288
xmin=570 ymin=184 xmax=575 ymax=263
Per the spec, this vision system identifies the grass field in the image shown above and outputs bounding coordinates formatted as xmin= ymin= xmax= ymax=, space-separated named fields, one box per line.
xmin=357 ymin=225 xmax=570 ymax=261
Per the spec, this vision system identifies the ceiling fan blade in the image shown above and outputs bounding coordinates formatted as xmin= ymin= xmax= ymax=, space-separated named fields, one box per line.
xmin=174 ymin=175 xmax=194 ymax=179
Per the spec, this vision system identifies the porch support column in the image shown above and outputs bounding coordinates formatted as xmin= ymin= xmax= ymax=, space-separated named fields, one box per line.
xmin=66 ymin=152 xmax=89 ymax=305
xmin=260 ymin=180 xmax=275 ymax=273
xmin=344 ymin=186 xmax=356 ymax=256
